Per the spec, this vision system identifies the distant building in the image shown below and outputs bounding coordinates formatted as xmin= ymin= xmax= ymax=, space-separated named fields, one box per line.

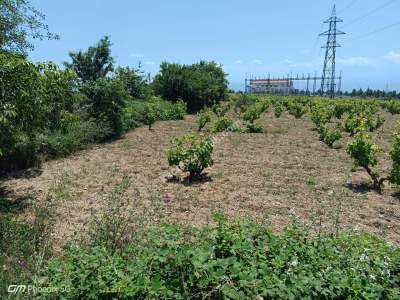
xmin=248 ymin=79 xmax=294 ymax=94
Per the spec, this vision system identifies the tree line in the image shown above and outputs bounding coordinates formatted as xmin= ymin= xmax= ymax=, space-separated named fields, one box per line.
xmin=0 ymin=0 xmax=228 ymax=172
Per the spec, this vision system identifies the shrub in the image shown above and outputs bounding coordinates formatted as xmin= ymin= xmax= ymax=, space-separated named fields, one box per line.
xmin=212 ymin=117 xmax=238 ymax=133
xmin=346 ymin=121 xmax=385 ymax=190
xmin=39 ymin=62 xmax=79 ymax=131
xmin=142 ymin=104 xmax=156 ymax=130
xmin=389 ymin=123 xmax=400 ymax=187
xmin=273 ymin=101 xmax=284 ymax=118
xmin=0 ymin=54 xmax=81 ymax=170
xmin=197 ymin=109 xmax=211 ymax=132
xmin=333 ymin=101 xmax=352 ymax=119
xmin=45 ymin=215 xmax=400 ymax=300
xmin=368 ymin=114 xmax=385 ymax=132
xmin=318 ymin=125 xmax=342 ymax=148
xmin=243 ymin=121 xmax=264 ymax=133
xmin=34 ymin=120 xmax=112 ymax=158
xmin=233 ymin=94 xmax=255 ymax=115
xmin=114 ymin=66 xmax=149 ymax=99
xmin=162 ymin=98 xmax=186 ymax=120
xmin=288 ymin=102 xmax=307 ymax=119
xmin=344 ymin=113 xmax=360 ymax=136
xmin=384 ymin=100 xmax=400 ymax=115
xmin=344 ymin=113 xmax=385 ymax=136
xmin=81 ymin=78 xmax=128 ymax=136
xmin=211 ymin=102 xmax=230 ymax=117
xmin=243 ymin=105 xmax=261 ymax=123
xmin=123 ymin=98 xmax=187 ymax=131
xmin=0 ymin=54 xmax=44 ymax=157
xmin=167 ymin=134 xmax=213 ymax=179
xmin=310 ymin=104 xmax=333 ymax=128
xmin=152 ymin=61 xmax=228 ymax=112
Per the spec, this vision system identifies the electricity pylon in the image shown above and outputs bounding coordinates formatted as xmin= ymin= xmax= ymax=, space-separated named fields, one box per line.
xmin=320 ymin=5 xmax=345 ymax=98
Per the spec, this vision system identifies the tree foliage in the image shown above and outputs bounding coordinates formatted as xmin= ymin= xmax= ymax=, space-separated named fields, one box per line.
xmin=80 ymin=78 xmax=128 ymax=136
xmin=152 ymin=61 xmax=228 ymax=112
xmin=64 ymin=36 xmax=114 ymax=82
xmin=0 ymin=0 xmax=58 ymax=54
xmin=114 ymin=66 xmax=149 ymax=99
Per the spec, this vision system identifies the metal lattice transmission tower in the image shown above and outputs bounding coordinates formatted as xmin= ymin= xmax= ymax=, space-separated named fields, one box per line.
xmin=320 ymin=5 xmax=345 ymax=98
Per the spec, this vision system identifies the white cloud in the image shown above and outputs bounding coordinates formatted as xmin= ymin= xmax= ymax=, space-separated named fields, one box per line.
xmin=280 ymin=59 xmax=293 ymax=64
xmin=250 ymin=59 xmax=263 ymax=65
xmin=337 ymin=57 xmax=370 ymax=66
xmin=130 ymin=53 xmax=145 ymax=58
xmin=384 ymin=51 xmax=400 ymax=64
xmin=143 ymin=61 xmax=156 ymax=65
xmin=233 ymin=60 xmax=243 ymax=65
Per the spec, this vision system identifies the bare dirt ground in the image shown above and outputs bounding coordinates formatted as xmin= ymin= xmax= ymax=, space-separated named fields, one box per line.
xmin=2 ymin=110 xmax=400 ymax=249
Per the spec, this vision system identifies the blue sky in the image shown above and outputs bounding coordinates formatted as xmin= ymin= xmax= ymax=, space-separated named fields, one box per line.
xmin=30 ymin=0 xmax=400 ymax=91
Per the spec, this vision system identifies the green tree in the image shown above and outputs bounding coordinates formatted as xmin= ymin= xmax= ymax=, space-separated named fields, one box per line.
xmin=152 ymin=61 xmax=228 ymax=112
xmin=0 ymin=54 xmax=43 ymax=154
xmin=64 ymin=36 xmax=114 ymax=82
xmin=39 ymin=62 xmax=79 ymax=131
xmin=81 ymin=78 xmax=128 ymax=136
xmin=114 ymin=66 xmax=149 ymax=99
xmin=0 ymin=0 xmax=58 ymax=54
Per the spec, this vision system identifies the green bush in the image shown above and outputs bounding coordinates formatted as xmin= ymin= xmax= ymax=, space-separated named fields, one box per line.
xmin=344 ymin=113 xmax=385 ymax=136
xmin=212 ymin=117 xmax=238 ymax=133
xmin=383 ymin=100 xmax=400 ymax=115
xmin=45 ymin=215 xmax=400 ymax=299
xmin=197 ymin=109 xmax=211 ymax=132
xmin=243 ymin=121 xmax=264 ymax=133
xmin=142 ymin=104 xmax=156 ymax=130
xmin=152 ymin=61 xmax=228 ymax=112
xmin=233 ymin=94 xmax=256 ymax=115
xmin=155 ymin=98 xmax=186 ymax=120
xmin=273 ymin=101 xmax=284 ymax=118
xmin=310 ymin=104 xmax=333 ymax=128
xmin=346 ymin=121 xmax=383 ymax=190
xmin=344 ymin=113 xmax=360 ymax=136
xmin=243 ymin=105 xmax=260 ymax=123
xmin=167 ymin=134 xmax=213 ymax=179
xmin=390 ymin=123 xmax=400 ymax=187
xmin=288 ymin=102 xmax=308 ymax=119
xmin=34 ymin=120 xmax=112 ymax=158
xmin=39 ymin=62 xmax=79 ymax=131
xmin=0 ymin=54 xmax=81 ymax=171
xmin=123 ymin=98 xmax=187 ymax=131
xmin=318 ymin=125 xmax=342 ymax=148
xmin=333 ymin=101 xmax=352 ymax=119
xmin=81 ymin=78 xmax=128 ymax=136
xmin=0 ymin=54 xmax=44 ymax=157
xmin=114 ymin=66 xmax=149 ymax=99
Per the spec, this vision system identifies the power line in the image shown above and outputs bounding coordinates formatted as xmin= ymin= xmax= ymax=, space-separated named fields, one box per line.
xmin=345 ymin=20 xmax=400 ymax=43
xmin=320 ymin=5 xmax=345 ymax=98
xmin=337 ymin=0 xmax=359 ymax=14
xmin=344 ymin=0 xmax=398 ymax=28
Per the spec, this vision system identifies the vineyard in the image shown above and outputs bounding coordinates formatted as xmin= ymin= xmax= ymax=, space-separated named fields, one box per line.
xmin=2 ymin=93 xmax=400 ymax=297
xmin=1 ymin=1 xmax=400 ymax=297
xmin=3 ymin=94 xmax=400 ymax=242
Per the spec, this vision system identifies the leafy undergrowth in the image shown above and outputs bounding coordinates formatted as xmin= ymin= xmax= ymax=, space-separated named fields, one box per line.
xmin=44 ymin=215 xmax=400 ymax=299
